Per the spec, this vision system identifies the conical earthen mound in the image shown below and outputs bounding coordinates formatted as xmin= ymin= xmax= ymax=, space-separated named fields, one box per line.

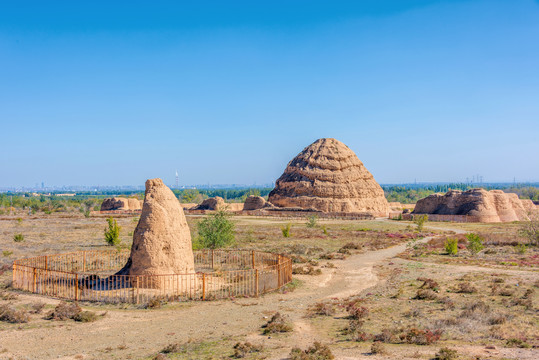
xmin=117 ymin=178 xmax=195 ymax=277
xmin=268 ymin=138 xmax=389 ymax=215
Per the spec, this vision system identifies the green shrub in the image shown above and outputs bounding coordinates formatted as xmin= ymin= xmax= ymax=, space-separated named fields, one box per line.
xmin=444 ymin=238 xmax=458 ymax=255
xmin=104 ymin=217 xmax=121 ymax=246
xmin=515 ymin=243 xmax=527 ymax=254
xmin=13 ymin=234 xmax=24 ymax=242
xmin=306 ymin=215 xmax=318 ymax=228
xmin=2 ymin=250 xmax=13 ymax=257
xmin=196 ymin=211 xmax=235 ymax=249
xmin=281 ymin=223 xmax=292 ymax=238
xmin=466 ymin=233 xmax=484 ymax=255
xmin=321 ymin=225 xmax=328 ymax=235
xmin=413 ymin=214 xmax=428 ymax=232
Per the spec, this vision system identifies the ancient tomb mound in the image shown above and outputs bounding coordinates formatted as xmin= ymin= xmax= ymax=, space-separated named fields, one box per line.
xmin=116 ymin=178 xmax=195 ymax=278
xmin=100 ymin=197 xmax=142 ymax=211
xmin=193 ymin=196 xmax=225 ymax=211
xmin=413 ymin=188 xmax=536 ymax=222
xmin=243 ymin=195 xmax=267 ymax=210
xmin=268 ymin=138 xmax=389 ymax=216
xmin=13 ymin=178 xmax=292 ymax=302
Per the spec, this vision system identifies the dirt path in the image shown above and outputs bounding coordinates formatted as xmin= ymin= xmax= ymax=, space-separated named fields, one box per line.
xmin=0 ymin=222 xmax=535 ymax=360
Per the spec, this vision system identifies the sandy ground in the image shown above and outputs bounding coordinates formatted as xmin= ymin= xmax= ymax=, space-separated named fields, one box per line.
xmin=1 ymin=221 xmax=537 ymax=360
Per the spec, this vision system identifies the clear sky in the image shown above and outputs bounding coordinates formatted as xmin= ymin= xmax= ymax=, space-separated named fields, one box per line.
xmin=1 ymin=0 xmax=538 ymax=187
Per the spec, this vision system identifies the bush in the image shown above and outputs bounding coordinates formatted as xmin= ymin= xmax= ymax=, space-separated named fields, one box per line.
xmin=309 ymin=302 xmax=335 ymax=317
xmin=347 ymin=304 xmax=369 ymax=319
xmin=418 ymin=277 xmax=439 ymax=290
xmin=0 ymin=304 xmax=30 ymax=323
xmin=290 ymin=342 xmax=334 ymax=360
xmin=196 ymin=211 xmax=235 ymax=249
xmin=370 ymin=342 xmax=387 ymax=355
xmin=413 ymin=214 xmax=428 ymax=232
xmin=30 ymin=301 xmax=46 ymax=314
xmin=306 ymin=215 xmax=318 ymax=228
xmin=456 ymin=282 xmax=477 ymax=294
xmin=104 ymin=217 xmax=121 ymax=246
xmin=415 ymin=289 xmax=438 ymax=300
xmin=321 ymin=225 xmax=328 ymax=235
xmin=281 ymin=223 xmax=292 ymax=238
xmin=403 ymin=327 xmax=442 ymax=345
xmin=46 ymin=301 xmax=81 ymax=320
xmin=13 ymin=233 xmax=24 ymax=242
xmin=466 ymin=233 xmax=484 ymax=255
xmin=74 ymin=310 xmax=98 ymax=322
xmin=444 ymin=238 xmax=458 ymax=255
xmin=232 ymin=342 xmax=263 ymax=358
xmin=262 ymin=312 xmax=292 ymax=334
xmin=435 ymin=347 xmax=458 ymax=360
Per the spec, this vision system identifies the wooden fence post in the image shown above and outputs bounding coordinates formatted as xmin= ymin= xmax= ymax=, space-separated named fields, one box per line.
xmin=83 ymin=252 xmax=86 ymax=272
xmin=277 ymin=255 xmax=282 ymax=288
xmin=44 ymin=256 xmax=48 ymax=271
xmin=255 ymin=269 xmax=259 ymax=297
xmin=202 ymin=273 xmax=206 ymax=301
xmin=75 ymin=274 xmax=79 ymax=301
xmin=32 ymin=268 xmax=37 ymax=293
xmin=251 ymin=250 xmax=255 ymax=269
xmin=211 ymin=249 xmax=214 ymax=269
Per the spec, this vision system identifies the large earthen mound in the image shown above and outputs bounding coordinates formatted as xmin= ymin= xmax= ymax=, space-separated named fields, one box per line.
xmin=413 ymin=188 xmax=534 ymax=222
xmin=100 ymin=197 xmax=142 ymax=211
xmin=268 ymin=138 xmax=389 ymax=215
xmin=116 ymin=178 xmax=195 ymax=278
xmin=193 ymin=197 xmax=225 ymax=211
xmin=243 ymin=196 xmax=267 ymax=210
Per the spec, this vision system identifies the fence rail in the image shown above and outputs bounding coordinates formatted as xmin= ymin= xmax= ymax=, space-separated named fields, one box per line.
xmin=12 ymin=249 xmax=292 ymax=304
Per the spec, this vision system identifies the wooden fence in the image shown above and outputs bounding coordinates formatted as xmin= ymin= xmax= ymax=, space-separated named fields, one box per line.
xmin=401 ymin=213 xmax=496 ymax=223
xmin=12 ymin=250 xmax=292 ymax=304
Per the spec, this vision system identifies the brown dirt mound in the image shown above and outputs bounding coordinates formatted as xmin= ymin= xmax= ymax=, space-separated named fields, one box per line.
xmin=100 ymin=197 xmax=142 ymax=211
xmin=243 ymin=196 xmax=267 ymax=210
xmin=193 ymin=197 xmax=225 ymax=210
xmin=413 ymin=188 xmax=535 ymax=222
xmin=268 ymin=138 xmax=389 ymax=216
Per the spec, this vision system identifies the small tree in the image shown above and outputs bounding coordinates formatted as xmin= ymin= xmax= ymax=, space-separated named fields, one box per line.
xmin=444 ymin=238 xmax=458 ymax=255
xmin=104 ymin=217 xmax=121 ymax=246
xmin=306 ymin=215 xmax=318 ymax=228
xmin=413 ymin=214 xmax=428 ymax=232
xmin=466 ymin=233 xmax=484 ymax=255
xmin=281 ymin=223 xmax=292 ymax=238
xmin=196 ymin=210 xmax=235 ymax=249
xmin=520 ymin=212 xmax=539 ymax=246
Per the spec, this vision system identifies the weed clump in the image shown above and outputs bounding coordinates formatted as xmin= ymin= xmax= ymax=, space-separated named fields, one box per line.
xmin=13 ymin=234 xmax=24 ymax=242
xmin=403 ymin=327 xmax=443 ymax=345
xmin=0 ymin=304 xmax=30 ymax=323
xmin=456 ymin=282 xmax=477 ymax=294
xmin=262 ymin=312 xmax=292 ymax=334
xmin=46 ymin=301 xmax=82 ymax=320
xmin=74 ymin=311 xmax=98 ymax=322
xmin=309 ymin=302 xmax=336 ymax=317
xmin=370 ymin=341 xmax=387 ymax=355
xmin=435 ymin=347 xmax=458 ymax=360
xmin=232 ymin=342 xmax=263 ymax=358
xmin=415 ymin=289 xmax=438 ymax=300
xmin=293 ymin=265 xmax=322 ymax=275
xmin=290 ymin=342 xmax=334 ymax=360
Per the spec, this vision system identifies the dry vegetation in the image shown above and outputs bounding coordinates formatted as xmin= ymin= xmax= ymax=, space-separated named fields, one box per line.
xmin=0 ymin=214 xmax=538 ymax=359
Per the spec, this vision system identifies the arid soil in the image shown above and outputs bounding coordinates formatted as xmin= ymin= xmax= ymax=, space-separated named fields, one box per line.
xmin=0 ymin=216 xmax=537 ymax=360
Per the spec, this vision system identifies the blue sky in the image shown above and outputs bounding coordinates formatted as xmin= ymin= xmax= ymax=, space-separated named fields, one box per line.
xmin=1 ymin=0 xmax=538 ymax=187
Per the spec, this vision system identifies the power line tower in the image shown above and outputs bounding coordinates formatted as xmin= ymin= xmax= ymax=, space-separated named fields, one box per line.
xmin=175 ymin=170 xmax=179 ymax=189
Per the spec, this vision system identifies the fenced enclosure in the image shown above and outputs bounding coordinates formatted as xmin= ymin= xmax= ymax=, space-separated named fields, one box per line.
xmin=12 ymin=249 xmax=292 ymax=304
